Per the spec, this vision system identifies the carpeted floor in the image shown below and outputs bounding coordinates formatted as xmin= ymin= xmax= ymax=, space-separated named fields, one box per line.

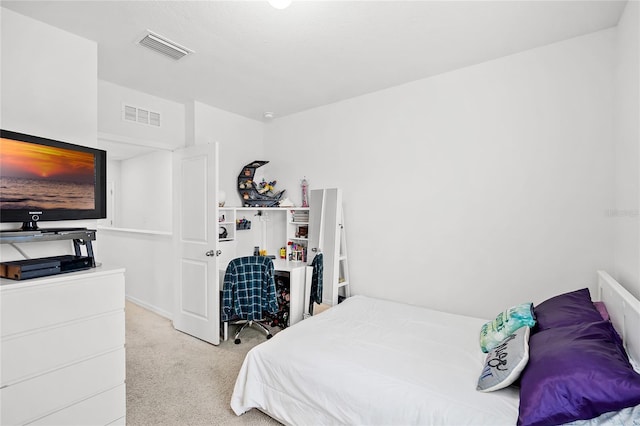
xmin=125 ymin=301 xmax=282 ymax=425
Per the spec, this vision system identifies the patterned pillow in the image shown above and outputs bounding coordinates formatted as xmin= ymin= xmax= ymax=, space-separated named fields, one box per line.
xmin=480 ymin=303 xmax=536 ymax=353
xmin=477 ymin=326 xmax=530 ymax=392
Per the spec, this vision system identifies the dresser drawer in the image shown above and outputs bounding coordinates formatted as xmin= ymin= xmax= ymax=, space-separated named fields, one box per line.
xmin=1 ymin=271 xmax=124 ymax=337
xmin=29 ymin=384 xmax=126 ymax=426
xmin=1 ymin=311 xmax=125 ymax=386
xmin=1 ymin=348 xmax=125 ymax=425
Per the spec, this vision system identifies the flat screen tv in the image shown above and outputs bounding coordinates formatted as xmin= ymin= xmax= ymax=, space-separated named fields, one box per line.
xmin=0 ymin=129 xmax=107 ymax=231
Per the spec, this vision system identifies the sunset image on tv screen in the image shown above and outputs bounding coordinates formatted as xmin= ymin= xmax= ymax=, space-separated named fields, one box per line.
xmin=0 ymin=137 xmax=96 ymax=210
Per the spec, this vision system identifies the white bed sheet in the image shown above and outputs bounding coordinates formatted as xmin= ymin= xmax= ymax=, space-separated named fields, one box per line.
xmin=231 ymin=295 xmax=519 ymax=425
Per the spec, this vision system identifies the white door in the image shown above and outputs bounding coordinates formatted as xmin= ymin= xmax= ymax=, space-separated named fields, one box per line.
xmin=172 ymin=143 xmax=221 ymax=345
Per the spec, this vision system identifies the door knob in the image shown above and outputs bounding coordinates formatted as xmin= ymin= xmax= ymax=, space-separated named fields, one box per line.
xmin=205 ymin=250 xmax=215 ymax=257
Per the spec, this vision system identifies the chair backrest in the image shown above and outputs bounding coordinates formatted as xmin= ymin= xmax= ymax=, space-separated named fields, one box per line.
xmin=221 ymin=256 xmax=278 ymax=321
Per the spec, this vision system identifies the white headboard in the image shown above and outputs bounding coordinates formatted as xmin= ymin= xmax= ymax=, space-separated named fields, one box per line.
xmin=597 ymin=270 xmax=640 ymax=369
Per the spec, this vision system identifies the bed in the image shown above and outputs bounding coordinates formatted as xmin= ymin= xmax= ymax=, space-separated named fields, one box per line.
xmin=230 ymin=271 xmax=640 ymax=425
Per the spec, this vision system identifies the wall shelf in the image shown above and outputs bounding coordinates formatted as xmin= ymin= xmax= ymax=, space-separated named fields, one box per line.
xmin=217 ymin=207 xmax=310 ymax=249
xmin=0 ymin=229 xmax=96 ymax=245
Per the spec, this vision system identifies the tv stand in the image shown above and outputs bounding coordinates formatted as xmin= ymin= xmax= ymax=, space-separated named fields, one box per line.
xmin=0 ymin=228 xmax=96 ymax=266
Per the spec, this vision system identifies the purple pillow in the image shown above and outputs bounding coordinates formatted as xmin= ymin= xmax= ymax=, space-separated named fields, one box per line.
xmin=533 ymin=288 xmax=603 ymax=331
xmin=518 ymin=320 xmax=640 ymax=426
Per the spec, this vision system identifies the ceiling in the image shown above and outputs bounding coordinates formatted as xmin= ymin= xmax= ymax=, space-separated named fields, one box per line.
xmin=1 ymin=0 xmax=628 ymax=122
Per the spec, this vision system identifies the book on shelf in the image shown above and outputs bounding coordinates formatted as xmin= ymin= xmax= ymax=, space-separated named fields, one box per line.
xmin=292 ymin=212 xmax=309 ymax=222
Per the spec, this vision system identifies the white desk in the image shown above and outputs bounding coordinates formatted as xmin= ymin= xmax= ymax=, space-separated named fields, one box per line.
xmin=220 ymin=259 xmax=308 ymax=341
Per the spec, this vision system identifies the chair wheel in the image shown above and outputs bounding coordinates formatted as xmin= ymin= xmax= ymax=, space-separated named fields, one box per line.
xmin=234 ymin=338 xmax=241 ymax=344
xmin=266 ymin=334 xmax=272 ymax=339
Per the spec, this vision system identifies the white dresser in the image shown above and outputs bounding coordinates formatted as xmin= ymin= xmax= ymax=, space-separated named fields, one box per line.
xmin=0 ymin=266 xmax=126 ymax=425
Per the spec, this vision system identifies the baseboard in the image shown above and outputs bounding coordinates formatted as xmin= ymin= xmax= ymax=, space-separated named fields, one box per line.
xmin=125 ymin=295 xmax=172 ymax=319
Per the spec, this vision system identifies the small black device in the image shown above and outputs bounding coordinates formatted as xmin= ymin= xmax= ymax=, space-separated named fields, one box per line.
xmin=0 ymin=255 xmax=94 ymax=280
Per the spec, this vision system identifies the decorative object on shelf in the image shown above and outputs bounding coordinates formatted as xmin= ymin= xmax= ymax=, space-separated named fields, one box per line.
xmin=219 ymin=226 xmax=228 ymax=239
xmin=257 ymin=179 xmax=277 ymax=194
xmin=237 ymin=160 xmax=286 ymax=207
xmin=278 ymin=197 xmax=294 ymax=207
xmin=292 ymin=210 xmax=309 ymax=222
xmin=218 ymin=190 xmax=226 ymax=207
xmin=296 ymin=225 xmax=308 ymax=238
xmin=288 ymin=241 xmax=306 ymax=262
xmin=301 ymin=177 xmax=309 ymax=207
xmin=236 ymin=218 xmax=252 ymax=230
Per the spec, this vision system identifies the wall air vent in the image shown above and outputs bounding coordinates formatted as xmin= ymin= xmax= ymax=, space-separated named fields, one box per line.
xmin=123 ymin=104 xmax=161 ymax=127
xmin=138 ymin=31 xmax=192 ymax=60
xmin=149 ymin=111 xmax=161 ymax=127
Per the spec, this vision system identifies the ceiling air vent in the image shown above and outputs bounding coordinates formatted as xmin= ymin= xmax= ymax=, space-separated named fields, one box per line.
xmin=123 ymin=104 xmax=161 ymax=127
xmin=138 ymin=31 xmax=192 ymax=60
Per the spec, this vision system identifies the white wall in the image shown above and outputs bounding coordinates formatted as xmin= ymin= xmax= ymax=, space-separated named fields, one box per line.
xmin=613 ymin=0 xmax=640 ymax=299
xmin=96 ymin=81 xmax=185 ymax=316
xmin=1 ymin=9 xmax=97 ymax=147
xmin=98 ymin=80 xmax=185 ymax=149
xmin=117 ymin=150 xmax=173 ymax=232
xmin=190 ymin=101 xmax=264 ymax=207
xmin=265 ymin=29 xmax=616 ymax=319
xmin=5 ymin=6 xmax=624 ymax=320
xmin=96 ymin=150 xmax=173 ymax=313
xmin=98 ymin=230 xmax=174 ymax=318
xmin=0 ymin=8 xmax=99 ymax=260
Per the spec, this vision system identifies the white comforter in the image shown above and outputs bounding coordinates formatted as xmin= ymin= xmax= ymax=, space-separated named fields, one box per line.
xmin=231 ymin=295 xmax=519 ymax=425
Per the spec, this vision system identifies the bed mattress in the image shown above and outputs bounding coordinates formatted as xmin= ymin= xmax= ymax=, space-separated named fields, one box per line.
xmin=231 ymin=295 xmax=519 ymax=425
